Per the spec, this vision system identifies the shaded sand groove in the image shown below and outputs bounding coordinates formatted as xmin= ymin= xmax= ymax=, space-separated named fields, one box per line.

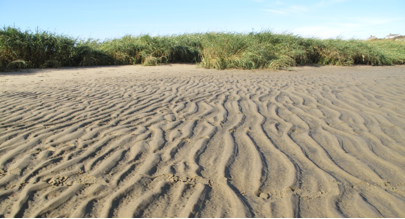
xmin=1 ymin=65 xmax=405 ymax=217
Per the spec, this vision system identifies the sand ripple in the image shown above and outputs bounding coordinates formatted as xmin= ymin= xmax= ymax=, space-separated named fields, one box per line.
xmin=0 ymin=65 xmax=405 ymax=217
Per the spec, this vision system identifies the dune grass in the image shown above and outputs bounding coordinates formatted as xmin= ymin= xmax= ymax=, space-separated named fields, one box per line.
xmin=1 ymin=26 xmax=404 ymax=71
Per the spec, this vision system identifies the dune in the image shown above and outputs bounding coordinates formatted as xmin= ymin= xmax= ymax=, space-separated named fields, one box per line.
xmin=0 ymin=64 xmax=405 ymax=217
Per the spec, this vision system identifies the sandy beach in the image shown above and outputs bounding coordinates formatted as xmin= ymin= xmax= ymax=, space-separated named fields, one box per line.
xmin=0 ymin=64 xmax=405 ymax=217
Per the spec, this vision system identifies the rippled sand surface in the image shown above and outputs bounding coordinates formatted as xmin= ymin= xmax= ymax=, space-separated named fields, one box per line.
xmin=1 ymin=65 xmax=405 ymax=217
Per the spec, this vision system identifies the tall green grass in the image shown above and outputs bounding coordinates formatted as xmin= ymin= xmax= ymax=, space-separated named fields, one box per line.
xmin=1 ymin=26 xmax=404 ymax=71
xmin=0 ymin=27 xmax=113 ymax=70
xmin=98 ymin=34 xmax=201 ymax=66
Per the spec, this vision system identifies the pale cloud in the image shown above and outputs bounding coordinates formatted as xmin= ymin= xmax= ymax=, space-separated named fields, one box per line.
xmin=316 ymin=0 xmax=350 ymax=6
xmin=334 ymin=23 xmax=362 ymax=28
xmin=292 ymin=15 xmax=405 ymax=39
xmin=252 ymin=0 xmax=283 ymax=4
xmin=330 ymin=0 xmax=350 ymax=3
xmin=263 ymin=4 xmax=308 ymax=15
xmin=259 ymin=0 xmax=404 ymax=39
xmin=290 ymin=5 xmax=308 ymax=12
xmin=263 ymin=0 xmax=347 ymax=15
xmin=292 ymin=26 xmax=346 ymax=39
xmin=262 ymin=9 xmax=287 ymax=15
xmin=355 ymin=17 xmax=405 ymax=25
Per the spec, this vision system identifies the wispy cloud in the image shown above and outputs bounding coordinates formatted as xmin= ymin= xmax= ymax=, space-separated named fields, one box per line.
xmin=292 ymin=26 xmax=346 ymax=39
xmin=355 ymin=17 xmax=405 ymax=25
xmin=262 ymin=0 xmax=348 ymax=15
xmin=250 ymin=0 xmax=283 ymax=3
xmin=262 ymin=4 xmax=308 ymax=15
xmin=292 ymin=15 xmax=405 ymax=39
xmin=334 ymin=23 xmax=362 ymax=28
xmin=315 ymin=0 xmax=350 ymax=7
xmin=330 ymin=0 xmax=350 ymax=3
xmin=290 ymin=5 xmax=308 ymax=12
xmin=262 ymin=9 xmax=287 ymax=15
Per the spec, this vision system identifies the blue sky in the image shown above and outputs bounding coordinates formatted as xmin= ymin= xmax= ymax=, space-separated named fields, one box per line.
xmin=1 ymin=0 xmax=404 ymax=40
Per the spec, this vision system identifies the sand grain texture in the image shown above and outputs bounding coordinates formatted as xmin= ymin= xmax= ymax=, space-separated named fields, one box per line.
xmin=1 ymin=65 xmax=405 ymax=217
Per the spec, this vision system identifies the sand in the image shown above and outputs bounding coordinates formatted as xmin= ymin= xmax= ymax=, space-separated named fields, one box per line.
xmin=0 ymin=64 xmax=405 ymax=217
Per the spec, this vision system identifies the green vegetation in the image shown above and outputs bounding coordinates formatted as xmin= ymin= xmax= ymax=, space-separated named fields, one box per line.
xmin=1 ymin=26 xmax=404 ymax=71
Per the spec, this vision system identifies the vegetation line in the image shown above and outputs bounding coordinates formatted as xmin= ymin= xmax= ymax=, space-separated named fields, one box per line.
xmin=1 ymin=26 xmax=404 ymax=71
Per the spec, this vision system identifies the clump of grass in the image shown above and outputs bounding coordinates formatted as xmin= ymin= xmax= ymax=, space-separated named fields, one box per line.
xmin=199 ymin=32 xmax=274 ymax=69
xmin=0 ymin=27 xmax=75 ymax=70
xmin=72 ymin=39 xmax=114 ymax=66
xmin=99 ymin=34 xmax=201 ymax=65
xmin=198 ymin=31 xmax=402 ymax=70
xmin=316 ymin=39 xmax=389 ymax=66
xmin=364 ymin=40 xmax=405 ymax=64
xmin=0 ymin=27 xmax=113 ymax=71
xmin=1 ymin=26 xmax=404 ymax=72
xmin=6 ymin=59 xmax=29 ymax=70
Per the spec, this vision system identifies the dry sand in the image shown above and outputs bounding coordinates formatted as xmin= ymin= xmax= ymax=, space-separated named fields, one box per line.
xmin=0 ymin=64 xmax=405 ymax=217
